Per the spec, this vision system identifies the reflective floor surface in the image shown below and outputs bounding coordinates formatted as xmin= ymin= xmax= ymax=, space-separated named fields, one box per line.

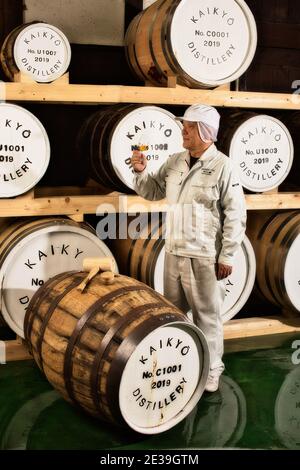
xmin=0 ymin=332 xmax=299 ymax=450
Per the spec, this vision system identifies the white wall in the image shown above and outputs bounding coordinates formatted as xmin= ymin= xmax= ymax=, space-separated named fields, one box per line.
xmin=24 ymin=0 xmax=125 ymax=46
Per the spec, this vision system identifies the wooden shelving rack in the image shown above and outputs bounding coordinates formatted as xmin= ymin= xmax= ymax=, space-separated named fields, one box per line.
xmin=2 ymin=82 xmax=300 ymax=109
xmin=1 ymin=82 xmax=300 ymax=215
xmin=1 ymin=81 xmax=300 ymax=361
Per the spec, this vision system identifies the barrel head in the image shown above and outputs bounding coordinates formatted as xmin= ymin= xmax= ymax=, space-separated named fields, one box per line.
xmin=119 ymin=321 xmax=209 ymax=434
xmin=169 ymin=0 xmax=257 ymax=86
xmin=0 ymin=103 xmax=50 ymax=197
xmin=13 ymin=22 xmax=71 ymax=83
xmin=228 ymin=115 xmax=294 ymax=192
xmin=110 ymin=106 xmax=184 ymax=190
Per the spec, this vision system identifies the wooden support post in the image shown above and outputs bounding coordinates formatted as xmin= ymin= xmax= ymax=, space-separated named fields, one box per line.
xmin=68 ymin=213 xmax=84 ymax=223
xmin=50 ymin=72 xmax=70 ymax=85
xmin=13 ymin=71 xmax=36 ymax=83
xmin=144 ymin=80 xmax=154 ymax=87
xmin=0 ymin=339 xmax=32 ymax=362
xmin=263 ymin=187 xmax=279 ymax=195
xmin=16 ymin=188 xmax=36 ymax=200
xmin=167 ymin=74 xmax=178 ymax=88
xmin=216 ymin=82 xmax=231 ymax=91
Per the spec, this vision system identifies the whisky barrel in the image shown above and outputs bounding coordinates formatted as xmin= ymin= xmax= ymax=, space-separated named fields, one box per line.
xmin=1 ymin=22 xmax=71 ymax=82
xmin=0 ymin=217 xmax=117 ymax=337
xmin=0 ymin=103 xmax=50 ymax=197
xmin=247 ymin=210 xmax=300 ymax=313
xmin=24 ymin=272 xmax=209 ymax=434
xmin=125 ymin=0 xmax=257 ymax=88
xmin=78 ymin=104 xmax=183 ymax=192
xmin=110 ymin=217 xmax=256 ymax=322
xmin=218 ymin=112 xmax=294 ymax=192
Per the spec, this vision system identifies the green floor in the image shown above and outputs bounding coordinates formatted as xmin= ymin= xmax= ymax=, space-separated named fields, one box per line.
xmin=0 ymin=332 xmax=300 ymax=450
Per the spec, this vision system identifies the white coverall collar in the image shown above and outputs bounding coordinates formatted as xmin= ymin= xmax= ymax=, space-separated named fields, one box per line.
xmin=181 ymin=144 xmax=218 ymax=167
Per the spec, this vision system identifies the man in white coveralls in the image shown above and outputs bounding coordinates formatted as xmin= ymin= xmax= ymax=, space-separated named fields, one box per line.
xmin=131 ymin=104 xmax=246 ymax=392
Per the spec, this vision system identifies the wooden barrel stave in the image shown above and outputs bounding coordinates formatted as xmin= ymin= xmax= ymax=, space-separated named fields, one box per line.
xmin=0 ymin=23 xmax=28 ymax=80
xmin=139 ymin=227 xmax=164 ymax=285
xmin=90 ymin=109 xmax=119 ymax=189
xmin=132 ymin=4 xmax=162 ymax=84
xmin=124 ymin=0 xmax=175 ymax=86
xmin=27 ymin=273 xmax=84 ymax=369
xmin=76 ymin=110 xmax=104 ymax=184
xmin=142 ymin=0 xmax=170 ymax=86
xmin=81 ymin=105 xmax=137 ymax=192
xmin=124 ymin=12 xmax=147 ymax=83
xmin=96 ymin=105 xmax=138 ymax=192
xmin=266 ymin=214 xmax=299 ymax=307
xmin=247 ymin=210 xmax=300 ymax=313
xmin=254 ymin=212 xmax=292 ymax=306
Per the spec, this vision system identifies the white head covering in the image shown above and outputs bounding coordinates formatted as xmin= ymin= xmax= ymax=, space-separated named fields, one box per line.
xmin=176 ymin=104 xmax=220 ymax=142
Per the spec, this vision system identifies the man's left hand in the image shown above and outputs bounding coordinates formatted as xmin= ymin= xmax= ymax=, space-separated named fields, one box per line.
xmin=216 ymin=263 xmax=232 ymax=280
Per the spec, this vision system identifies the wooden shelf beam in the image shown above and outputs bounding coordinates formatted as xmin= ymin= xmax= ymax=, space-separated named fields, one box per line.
xmin=0 ymin=191 xmax=299 ymax=217
xmin=2 ymin=83 xmax=300 ymax=109
xmin=224 ymin=316 xmax=300 ymax=340
xmin=0 ymin=339 xmax=32 ymax=362
xmin=2 ymin=316 xmax=300 ymax=362
xmin=246 ymin=192 xmax=300 ymax=210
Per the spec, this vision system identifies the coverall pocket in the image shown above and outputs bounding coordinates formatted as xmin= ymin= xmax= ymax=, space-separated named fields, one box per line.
xmin=190 ymin=184 xmax=219 ymax=208
xmin=166 ymin=168 xmax=183 ymax=203
xmin=190 ymin=184 xmax=219 ymax=251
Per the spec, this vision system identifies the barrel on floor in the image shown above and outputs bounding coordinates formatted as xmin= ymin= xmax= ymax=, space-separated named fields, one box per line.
xmin=25 ymin=272 xmax=210 ymax=434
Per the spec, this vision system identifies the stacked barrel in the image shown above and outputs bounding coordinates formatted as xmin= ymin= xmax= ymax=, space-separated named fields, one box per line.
xmin=0 ymin=217 xmax=118 ymax=337
xmin=0 ymin=103 xmax=50 ymax=198
xmin=125 ymin=0 xmax=257 ymax=88
xmin=77 ymin=104 xmax=184 ymax=192
xmin=218 ymin=111 xmax=294 ymax=193
xmin=1 ymin=22 xmax=71 ymax=83
xmin=0 ymin=21 xmax=72 ymax=197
